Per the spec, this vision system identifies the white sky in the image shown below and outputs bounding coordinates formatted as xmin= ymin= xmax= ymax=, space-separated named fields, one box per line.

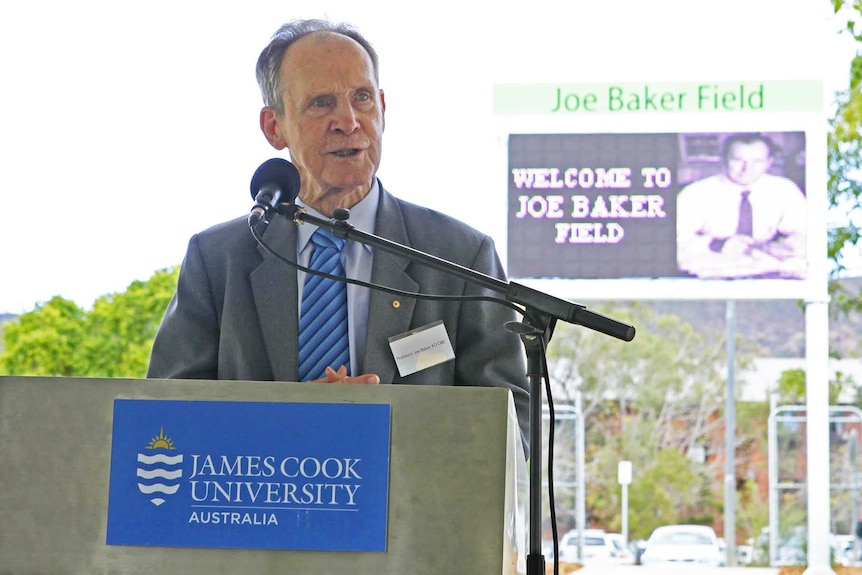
xmin=0 ymin=0 xmax=857 ymax=314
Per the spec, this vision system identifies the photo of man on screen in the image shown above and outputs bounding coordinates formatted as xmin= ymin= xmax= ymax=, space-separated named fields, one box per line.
xmin=676 ymin=132 xmax=807 ymax=279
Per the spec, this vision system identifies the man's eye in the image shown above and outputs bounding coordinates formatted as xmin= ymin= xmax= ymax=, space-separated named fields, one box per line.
xmin=356 ymin=92 xmax=375 ymax=104
xmin=311 ymin=98 xmax=330 ymax=108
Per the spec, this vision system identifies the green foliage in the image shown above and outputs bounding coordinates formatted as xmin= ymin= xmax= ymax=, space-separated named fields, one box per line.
xmin=737 ymin=401 xmax=771 ymax=443
xmin=0 ymin=297 xmax=87 ymax=376
xmin=736 ymin=477 xmax=769 ymax=554
xmin=777 ymin=369 xmax=807 ymax=404
xmin=777 ymin=367 xmax=847 ymax=404
xmin=581 ymin=445 xmax=715 ymax=541
xmin=81 ymin=269 xmax=179 ymax=377
xmin=626 ymin=450 xmax=706 ymax=540
xmin=829 ymin=0 xmax=862 ymax=314
xmin=547 ymin=303 xmax=735 ymax=422
xmin=0 ymin=267 xmax=178 ymax=378
xmin=546 ymin=303 xmax=732 ymax=537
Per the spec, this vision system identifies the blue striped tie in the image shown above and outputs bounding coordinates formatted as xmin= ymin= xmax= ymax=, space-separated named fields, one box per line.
xmin=298 ymin=228 xmax=349 ymax=381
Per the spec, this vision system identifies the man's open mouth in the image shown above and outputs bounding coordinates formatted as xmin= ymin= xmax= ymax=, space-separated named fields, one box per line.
xmin=333 ymin=149 xmax=360 ymax=157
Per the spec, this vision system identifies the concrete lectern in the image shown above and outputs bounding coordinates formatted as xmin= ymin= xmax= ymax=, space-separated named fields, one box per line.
xmin=0 ymin=375 xmax=528 ymax=574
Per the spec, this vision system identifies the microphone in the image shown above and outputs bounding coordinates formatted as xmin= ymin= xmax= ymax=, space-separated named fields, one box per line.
xmin=248 ymin=158 xmax=301 ymax=226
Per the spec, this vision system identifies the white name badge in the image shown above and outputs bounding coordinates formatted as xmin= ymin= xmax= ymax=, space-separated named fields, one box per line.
xmin=388 ymin=320 xmax=455 ymax=377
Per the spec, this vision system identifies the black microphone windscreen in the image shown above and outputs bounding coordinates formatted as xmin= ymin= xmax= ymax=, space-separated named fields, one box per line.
xmin=249 ymin=158 xmax=301 ymax=203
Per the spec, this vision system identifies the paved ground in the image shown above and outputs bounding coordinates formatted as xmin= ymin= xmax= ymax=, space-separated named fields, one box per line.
xmin=566 ymin=565 xmax=781 ymax=575
xmin=567 ymin=562 xmax=857 ymax=574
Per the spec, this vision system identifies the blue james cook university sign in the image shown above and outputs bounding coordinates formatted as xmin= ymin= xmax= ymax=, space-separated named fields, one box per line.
xmin=106 ymin=399 xmax=391 ymax=552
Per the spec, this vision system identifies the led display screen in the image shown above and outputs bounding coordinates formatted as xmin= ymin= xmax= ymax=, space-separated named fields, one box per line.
xmin=507 ymin=131 xmax=807 ymax=280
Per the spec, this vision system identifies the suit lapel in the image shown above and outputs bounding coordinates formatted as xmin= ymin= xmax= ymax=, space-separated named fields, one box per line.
xmin=250 ymin=215 xmax=300 ymax=382
xmin=364 ymin=188 xmax=417 ymax=382
xmin=248 ymin=187 xmax=416 ymax=383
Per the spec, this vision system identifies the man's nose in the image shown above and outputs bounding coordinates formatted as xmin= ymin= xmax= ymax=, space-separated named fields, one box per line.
xmin=331 ymin=101 xmax=360 ymax=133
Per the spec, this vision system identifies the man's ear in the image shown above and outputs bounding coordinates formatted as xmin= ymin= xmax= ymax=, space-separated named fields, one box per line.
xmin=380 ymin=89 xmax=386 ymax=132
xmin=260 ymin=107 xmax=288 ymax=150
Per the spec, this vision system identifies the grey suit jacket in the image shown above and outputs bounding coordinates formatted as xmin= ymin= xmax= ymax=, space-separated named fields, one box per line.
xmin=147 ymin=183 xmax=530 ymax=444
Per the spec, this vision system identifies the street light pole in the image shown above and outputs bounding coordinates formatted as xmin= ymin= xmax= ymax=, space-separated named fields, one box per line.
xmin=619 ymin=460 xmax=632 ymax=548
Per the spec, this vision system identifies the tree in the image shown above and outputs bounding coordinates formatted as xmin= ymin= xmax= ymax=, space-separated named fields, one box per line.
xmin=829 ymin=1 xmax=862 ymax=314
xmin=627 ymin=450 xmax=704 ymax=540
xmin=0 ymin=267 xmax=178 ymax=378
xmin=0 ymin=296 xmax=87 ymax=376
xmin=776 ymin=367 xmax=847 ymax=404
xmin=80 ymin=268 xmax=179 ymax=378
xmin=544 ymin=303 xmax=753 ymax=537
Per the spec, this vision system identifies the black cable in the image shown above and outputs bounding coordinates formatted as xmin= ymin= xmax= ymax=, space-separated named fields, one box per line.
xmin=251 ymin=222 xmax=528 ymax=315
xmin=541 ymin=337 xmax=559 ymax=575
xmin=251 ymin=219 xmax=562 ymax=571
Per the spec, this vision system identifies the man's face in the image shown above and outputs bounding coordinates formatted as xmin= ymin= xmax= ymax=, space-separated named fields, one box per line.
xmin=724 ymin=140 xmax=772 ymax=186
xmin=269 ymin=32 xmax=385 ymax=210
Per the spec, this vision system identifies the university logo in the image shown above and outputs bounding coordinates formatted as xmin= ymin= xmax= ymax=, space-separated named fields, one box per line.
xmin=107 ymin=399 xmax=391 ymax=551
xmin=136 ymin=427 xmax=183 ymax=506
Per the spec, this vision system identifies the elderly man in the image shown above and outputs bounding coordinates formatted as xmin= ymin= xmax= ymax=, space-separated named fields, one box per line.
xmin=146 ymin=19 xmax=530 ymax=444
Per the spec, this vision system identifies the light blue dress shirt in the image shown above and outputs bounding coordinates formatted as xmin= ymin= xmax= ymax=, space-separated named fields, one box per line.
xmin=296 ymin=181 xmax=379 ymax=375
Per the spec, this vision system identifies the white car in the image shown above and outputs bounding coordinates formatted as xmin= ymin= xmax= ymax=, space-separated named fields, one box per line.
xmin=832 ymin=534 xmax=856 ymax=566
xmin=558 ymin=529 xmax=614 ymax=563
xmin=558 ymin=529 xmax=634 ymax=564
xmin=640 ymin=524 xmax=725 ymax=567
xmin=605 ymin=532 xmax=636 ymax=565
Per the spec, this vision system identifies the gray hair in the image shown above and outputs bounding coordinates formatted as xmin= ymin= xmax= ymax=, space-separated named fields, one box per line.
xmin=255 ymin=19 xmax=380 ymax=115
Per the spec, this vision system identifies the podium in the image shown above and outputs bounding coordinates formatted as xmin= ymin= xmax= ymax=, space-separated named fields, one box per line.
xmin=0 ymin=375 xmax=528 ymax=574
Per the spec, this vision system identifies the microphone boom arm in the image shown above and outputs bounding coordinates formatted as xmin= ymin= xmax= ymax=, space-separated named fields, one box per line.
xmin=275 ymin=198 xmax=635 ymax=575
xmin=285 ymin=205 xmax=635 ymax=342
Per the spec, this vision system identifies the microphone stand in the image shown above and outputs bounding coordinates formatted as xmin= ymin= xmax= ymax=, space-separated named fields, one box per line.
xmin=280 ymin=204 xmax=635 ymax=575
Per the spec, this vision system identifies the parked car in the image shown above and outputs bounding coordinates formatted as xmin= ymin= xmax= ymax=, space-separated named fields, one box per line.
xmin=541 ymin=540 xmax=556 ymax=562
xmin=558 ymin=529 xmax=634 ymax=564
xmin=832 ymin=534 xmax=855 ymax=566
xmin=737 ymin=543 xmax=755 ymax=565
xmin=605 ymin=532 xmax=637 ymax=565
xmin=631 ymin=538 xmax=648 ymax=564
xmin=558 ymin=529 xmax=613 ymax=563
xmin=776 ymin=525 xmax=807 ymax=566
xmin=639 ymin=524 xmax=725 ymax=567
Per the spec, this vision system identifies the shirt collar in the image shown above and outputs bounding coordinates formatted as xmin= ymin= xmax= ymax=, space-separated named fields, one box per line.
xmin=296 ymin=179 xmax=380 ymax=253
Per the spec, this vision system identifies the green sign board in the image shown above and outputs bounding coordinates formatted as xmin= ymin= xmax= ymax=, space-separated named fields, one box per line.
xmin=493 ymin=81 xmax=822 ymax=115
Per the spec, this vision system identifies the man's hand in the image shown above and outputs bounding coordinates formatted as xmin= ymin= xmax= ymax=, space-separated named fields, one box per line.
xmin=720 ymin=235 xmax=759 ymax=257
xmin=313 ymin=365 xmax=380 ymax=385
